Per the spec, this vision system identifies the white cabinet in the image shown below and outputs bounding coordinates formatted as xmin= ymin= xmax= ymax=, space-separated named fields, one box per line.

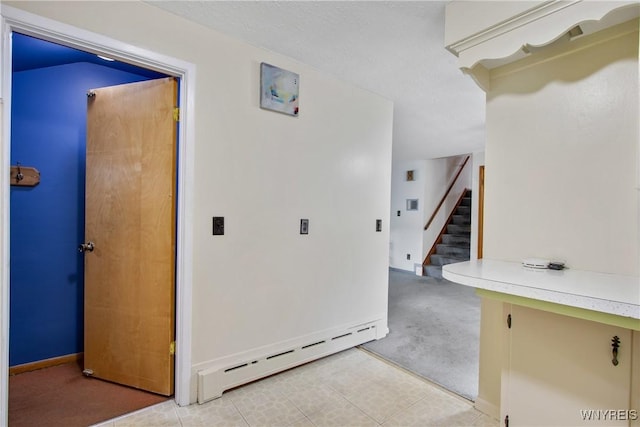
xmin=444 ymin=260 xmax=640 ymax=426
xmin=502 ymin=304 xmax=634 ymax=426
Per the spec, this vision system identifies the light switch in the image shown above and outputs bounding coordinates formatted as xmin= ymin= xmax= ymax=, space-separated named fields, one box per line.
xmin=212 ymin=217 xmax=224 ymax=235
xmin=300 ymin=219 xmax=309 ymax=235
xmin=376 ymin=219 xmax=382 ymax=232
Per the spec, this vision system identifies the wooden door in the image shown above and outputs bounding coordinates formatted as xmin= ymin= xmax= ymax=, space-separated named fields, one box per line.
xmin=477 ymin=165 xmax=484 ymax=259
xmin=83 ymin=77 xmax=177 ymax=395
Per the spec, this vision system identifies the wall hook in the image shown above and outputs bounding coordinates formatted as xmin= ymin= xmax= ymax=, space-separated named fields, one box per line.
xmin=15 ymin=162 xmax=23 ymax=183
xmin=10 ymin=163 xmax=40 ymax=187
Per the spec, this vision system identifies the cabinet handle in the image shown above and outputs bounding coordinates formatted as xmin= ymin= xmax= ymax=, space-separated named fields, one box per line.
xmin=611 ymin=336 xmax=620 ymax=366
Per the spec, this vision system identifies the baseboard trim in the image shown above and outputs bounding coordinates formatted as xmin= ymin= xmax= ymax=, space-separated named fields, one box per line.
xmin=474 ymin=396 xmax=499 ymax=420
xmin=9 ymin=352 xmax=83 ymax=376
xmin=196 ymin=318 xmax=387 ymax=403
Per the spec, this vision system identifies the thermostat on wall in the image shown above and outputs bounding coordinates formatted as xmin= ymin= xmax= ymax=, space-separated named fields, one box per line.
xmin=522 ymin=258 xmax=550 ymax=269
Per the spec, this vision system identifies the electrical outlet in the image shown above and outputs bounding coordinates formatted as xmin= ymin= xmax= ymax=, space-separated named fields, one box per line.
xmin=376 ymin=219 xmax=382 ymax=232
xmin=406 ymin=253 xmax=411 ymax=260
xmin=212 ymin=217 xmax=224 ymax=235
xmin=300 ymin=219 xmax=309 ymax=235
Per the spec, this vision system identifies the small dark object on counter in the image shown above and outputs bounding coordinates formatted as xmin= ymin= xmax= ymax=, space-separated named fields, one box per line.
xmin=548 ymin=262 xmax=566 ymax=270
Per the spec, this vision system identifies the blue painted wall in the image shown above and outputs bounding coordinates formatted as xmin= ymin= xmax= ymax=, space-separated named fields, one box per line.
xmin=10 ymin=62 xmax=157 ymax=366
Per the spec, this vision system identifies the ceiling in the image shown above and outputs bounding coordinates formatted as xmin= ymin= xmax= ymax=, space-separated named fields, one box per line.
xmin=12 ymin=32 xmax=167 ymax=80
xmin=12 ymin=1 xmax=487 ymax=162
xmin=146 ymin=1 xmax=486 ymax=161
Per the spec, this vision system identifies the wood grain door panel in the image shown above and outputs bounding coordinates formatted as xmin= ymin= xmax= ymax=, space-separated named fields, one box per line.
xmin=84 ymin=77 xmax=177 ymax=395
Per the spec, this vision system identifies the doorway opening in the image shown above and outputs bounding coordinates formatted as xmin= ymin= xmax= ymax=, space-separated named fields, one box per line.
xmin=363 ymin=156 xmax=482 ymax=401
xmin=8 ymin=33 xmax=175 ymax=426
xmin=1 ymin=9 xmax=196 ymax=421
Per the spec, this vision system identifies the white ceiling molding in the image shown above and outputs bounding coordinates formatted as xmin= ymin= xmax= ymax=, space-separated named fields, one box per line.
xmin=446 ymin=1 xmax=639 ymax=92
xmin=445 ymin=1 xmax=580 ymax=58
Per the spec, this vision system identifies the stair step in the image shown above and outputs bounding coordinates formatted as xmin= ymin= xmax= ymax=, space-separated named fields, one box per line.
xmin=436 ymin=244 xmax=470 ymax=257
xmin=451 ymin=214 xmax=471 ymax=225
xmin=430 ymin=254 xmax=470 ymax=266
xmin=442 ymin=234 xmax=470 ymax=245
xmin=424 ymin=189 xmax=473 ymax=278
xmin=455 ymin=206 xmax=471 ymax=216
xmin=446 ymin=224 xmax=471 ymax=235
xmin=424 ymin=265 xmax=443 ymax=279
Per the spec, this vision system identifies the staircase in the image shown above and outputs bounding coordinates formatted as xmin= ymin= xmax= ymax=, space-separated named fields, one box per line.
xmin=423 ymin=190 xmax=471 ymax=279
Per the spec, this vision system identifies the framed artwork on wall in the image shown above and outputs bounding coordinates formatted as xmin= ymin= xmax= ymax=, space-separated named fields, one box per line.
xmin=260 ymin=62 xmax=299 ymax=116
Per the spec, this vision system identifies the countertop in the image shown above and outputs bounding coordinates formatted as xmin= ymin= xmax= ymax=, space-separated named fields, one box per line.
xmin=442 ymin=259 xmax=640 ymax=320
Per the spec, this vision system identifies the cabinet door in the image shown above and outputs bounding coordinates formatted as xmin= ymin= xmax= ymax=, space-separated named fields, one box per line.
xmin=505 ymin=305 xmax=632 ymax=426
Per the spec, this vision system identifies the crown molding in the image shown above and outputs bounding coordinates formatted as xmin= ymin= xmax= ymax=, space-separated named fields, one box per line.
xmin=446 ymin=1 xmax=580 ymax=57
xmin=445 ymin=1 xmax=639 ymax=91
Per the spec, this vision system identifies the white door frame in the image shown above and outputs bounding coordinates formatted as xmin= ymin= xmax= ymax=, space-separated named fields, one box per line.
xmin=0 ymin=5 xmax=196 ymax=420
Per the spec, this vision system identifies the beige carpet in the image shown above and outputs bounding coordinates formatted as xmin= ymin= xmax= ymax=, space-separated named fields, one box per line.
xmin=361 ymin=268 xmax=480 ymax=400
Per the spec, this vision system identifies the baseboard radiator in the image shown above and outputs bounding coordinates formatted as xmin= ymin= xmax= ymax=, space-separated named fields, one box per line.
xmin=197 ymin=319 xmax=386 ymax=403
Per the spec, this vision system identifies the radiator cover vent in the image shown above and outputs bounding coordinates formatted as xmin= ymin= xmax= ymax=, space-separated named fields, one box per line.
xmin=197 ymin=319 xmax=385 ymax=403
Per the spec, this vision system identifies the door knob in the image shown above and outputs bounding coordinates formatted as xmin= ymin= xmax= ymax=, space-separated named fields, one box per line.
xmin=78 ymin=241 xmax=95 ymax=253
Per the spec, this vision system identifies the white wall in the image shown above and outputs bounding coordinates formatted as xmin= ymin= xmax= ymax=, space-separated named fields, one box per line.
xmin=476 ymin=18 xmax=639 ymax=417
xmin=3 ymin=0 xmax=393 ymax=403
xmin=389 ymin=160 xmax=427 ymax=271
xmin=389 ymin=155 xmax=471 ymax=272
xmin=484 ymin=19 xmax=639 ymax=276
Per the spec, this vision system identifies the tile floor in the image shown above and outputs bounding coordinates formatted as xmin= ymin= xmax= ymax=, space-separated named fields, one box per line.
xmin=94 ymin=348 xmax=498 ymax=427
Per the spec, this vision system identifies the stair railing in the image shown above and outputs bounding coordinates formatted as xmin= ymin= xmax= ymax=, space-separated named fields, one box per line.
xmin=422 ymin=188 xmax=470 ymax=267
xmin=424 ymin=155 xmax=470 ymax=231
